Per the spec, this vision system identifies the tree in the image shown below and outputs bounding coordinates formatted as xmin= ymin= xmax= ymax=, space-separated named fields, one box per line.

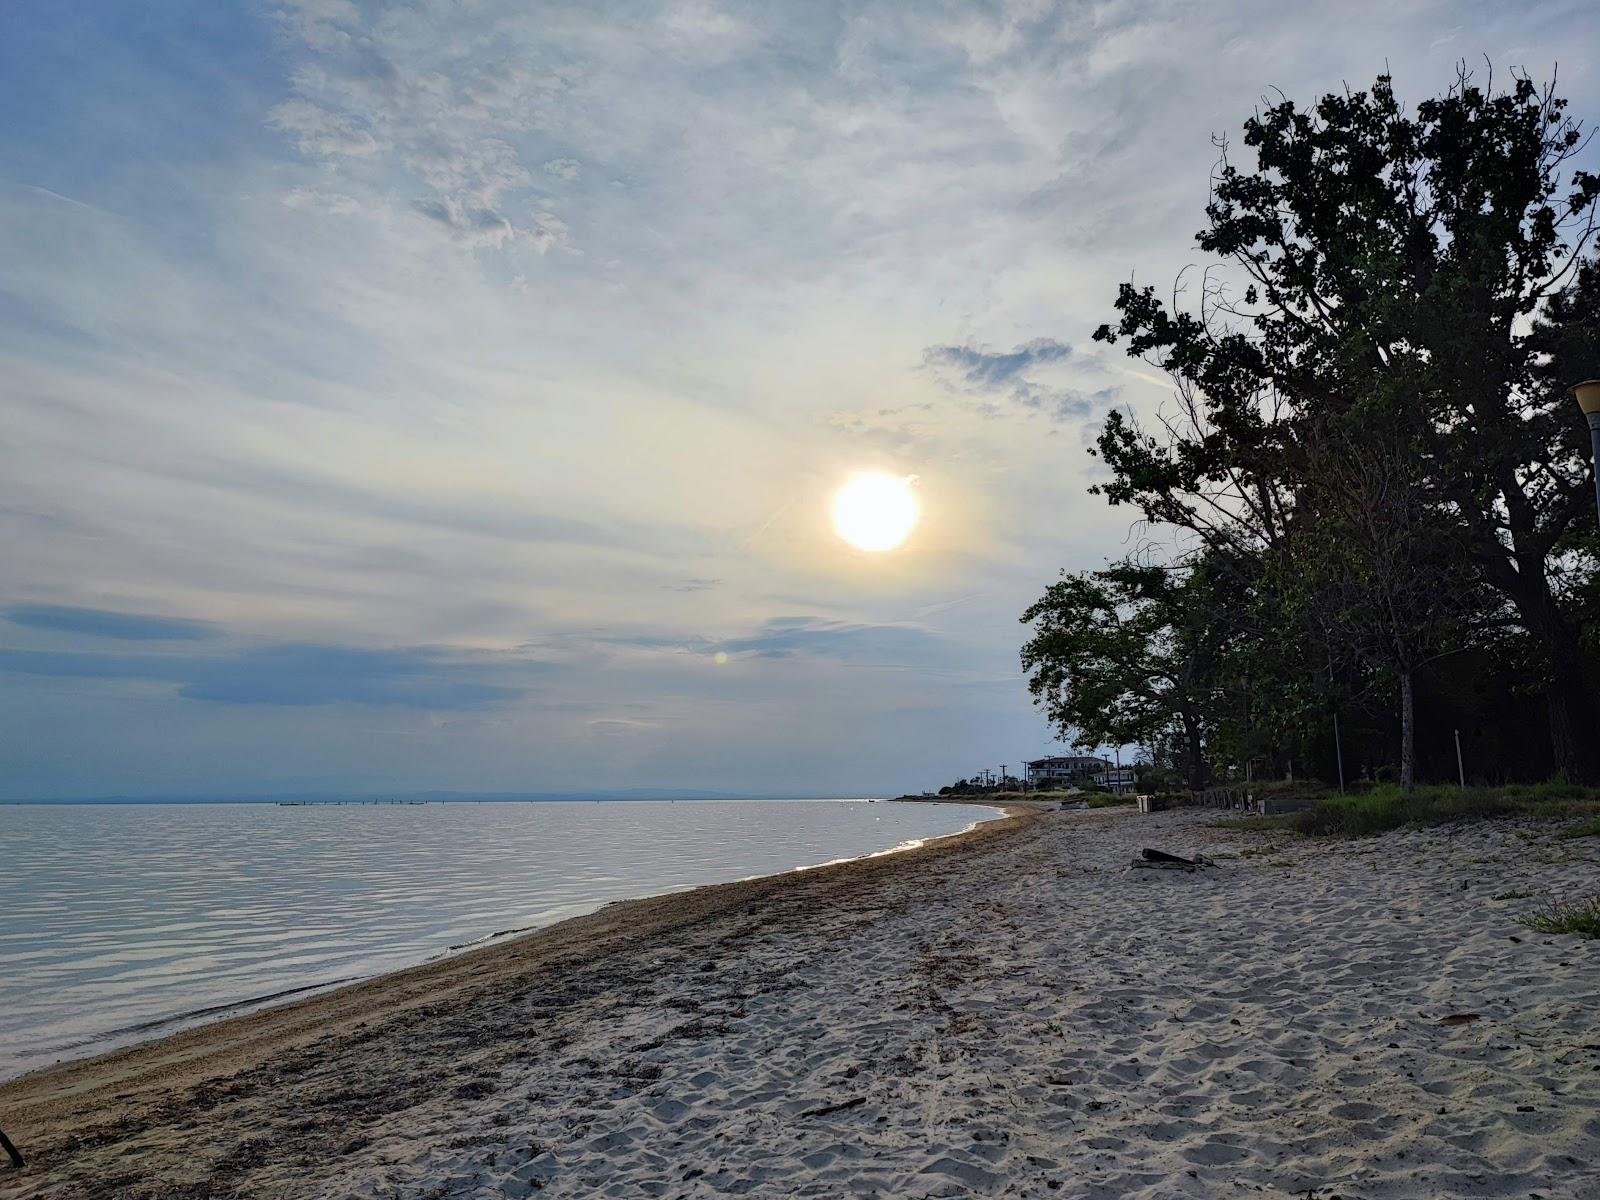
xmin=1020 ymin=560 xmax=1224 ymax=790
xmin=1285 ymin=399 xmax=1482 ymax=789
xmin=1093 ymin=67 xmax=1600 ymax=780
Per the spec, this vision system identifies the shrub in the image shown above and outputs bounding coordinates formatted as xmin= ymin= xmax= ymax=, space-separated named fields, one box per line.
xmin=1282 ymin=783 xmax=1600 ymax=838
xmin=1519 ymin=895 xmax=1600 ymax=939
xmin=1085 ymin=793 xmax=1136 ymax=808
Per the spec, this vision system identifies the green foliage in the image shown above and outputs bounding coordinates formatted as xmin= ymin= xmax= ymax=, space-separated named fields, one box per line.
xmin=1084 ymin=793 xmax=1136 ymax=808
xmin=1020 ymin=560 xmax=1223 ymax=789
xmin=1290 ymin=783 xmax=1600 ymax=837
xmin=1519 ymin=895 xmax=1600 ymax=939
xmin=1079 ymin=64 xmax=1600 ymax=785
xmin=1212 ymin=814 xmax=1297 ymax=832
xmin=1491 ymin=889 xmax=1537 ymax=901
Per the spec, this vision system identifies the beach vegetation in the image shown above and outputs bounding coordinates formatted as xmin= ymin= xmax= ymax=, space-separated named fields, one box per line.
xmin=1519 ymin=895 xmax=1600 ymax=939
xmin=1288 ymin=783 xmax=1600 ymax=837
xmin=1084 ymin=793 xmax=1137 ymax=808
xmin=1212 ymin=814 xmax=1297 ymax=832
xmin=1555 ymin=816 xmax=1600 ymax=840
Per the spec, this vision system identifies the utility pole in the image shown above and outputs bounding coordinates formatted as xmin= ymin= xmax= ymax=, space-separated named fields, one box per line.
xmin=1454 ymin=729 xmax=1466 ymax=788
xmin=1329 ymin=653 xmax=1345 ymax=793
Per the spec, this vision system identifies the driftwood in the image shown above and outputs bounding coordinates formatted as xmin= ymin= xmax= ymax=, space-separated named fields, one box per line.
xmin=0 ymin=1125 xmax=23 ymax=1170
xmin=1131 ymin=848 xmax=1214 ymax=872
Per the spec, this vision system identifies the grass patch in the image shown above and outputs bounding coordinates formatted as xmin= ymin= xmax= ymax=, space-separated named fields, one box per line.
xmin=1491 ymin=889 xmax=1537 ymax=901
xmin=1085 ymin=793 xmax=1137 ymax=809
xmin=1556 ymin=816 xmax=1600 ymax=840
xmin=1289 ymin=783 xmax=1600 ymax=838
xmin=1519 ymin=895 xmax=1600 ymax=939
xmin=1212 ymin=814 xmax=1297 ymax=832
xmin=1247 ymin=779 xmax=1339 ymax=804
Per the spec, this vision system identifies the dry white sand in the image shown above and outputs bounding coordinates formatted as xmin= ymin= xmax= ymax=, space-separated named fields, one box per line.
xmin=3 ymin=807 xmax=1598 ymax=1199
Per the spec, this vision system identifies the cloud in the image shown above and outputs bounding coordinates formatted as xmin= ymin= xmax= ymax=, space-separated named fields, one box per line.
xmin=664 ymin=578 xmax=721 ymax=593
xmin=9 ymin=0 xmax=1599 ymax=799
xmin=924 ymin=338 xmax=1116 ymax=422
xmin=925 ymin=338 xmax=1071 ymax=386
xmin=179 ymin=645 xmax=521 ymax=709
xmin=414 ymin=197 xmax=519 ymax=249
xmin=0 ymin=648 xmax=180 ymax=679
xmin=5 ymin=605 xmax=214 ymax=641
xmin=0 ymin=641 xmax=525 ymax=710
xmin=711 ymin=616 xmax=936 ymax=664
xmin=268 ymin=1 xmax=580 ymax=253
xmin=267 ymin=98 xmax=380 ymax=158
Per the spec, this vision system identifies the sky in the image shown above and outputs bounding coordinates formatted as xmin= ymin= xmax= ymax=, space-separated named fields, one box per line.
xmin=3 ymin=1 xmax=1597 ymax=799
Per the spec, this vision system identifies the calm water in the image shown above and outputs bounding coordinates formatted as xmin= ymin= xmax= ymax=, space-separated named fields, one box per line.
xmin=0 ymin=799 xmax=993 ymax=1080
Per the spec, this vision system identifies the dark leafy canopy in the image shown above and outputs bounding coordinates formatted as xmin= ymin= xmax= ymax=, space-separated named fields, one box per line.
xmin=1087 ymin=66 xmax=1600 ymax=783
xmin=1021 ymin=562 xmax=1221 ymax=790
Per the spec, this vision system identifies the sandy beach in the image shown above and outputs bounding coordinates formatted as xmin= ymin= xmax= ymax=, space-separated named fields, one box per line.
xmin=3 ymin=806 xmax=1597 ymax=1199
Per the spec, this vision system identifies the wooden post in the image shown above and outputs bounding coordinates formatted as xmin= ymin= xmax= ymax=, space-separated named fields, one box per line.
xmin=0 ymin=1125 xmax=23 ymax=1169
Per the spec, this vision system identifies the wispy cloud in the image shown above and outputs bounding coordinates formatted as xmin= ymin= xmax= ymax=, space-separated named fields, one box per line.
xmin=923 ymin=339 xmax=1117 ymax=422
xmin=5 ymin=1 xmax=1598 ymax=796
xmin=5 ymin=605 xmax=213 ymax=641
xmin=268 ymin=0 xmax=581 ymax=253
xmin=711 ymin=617 xmax=936 ymax=664
xmin=925 ymin=339 xmax=1071 ymax=387
xmin=0 ymin=642 xmax=529 ymax=711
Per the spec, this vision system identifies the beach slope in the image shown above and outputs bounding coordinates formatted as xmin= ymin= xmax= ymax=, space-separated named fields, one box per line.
xmin=2 ymin=808 xmax=1597 ymax=1198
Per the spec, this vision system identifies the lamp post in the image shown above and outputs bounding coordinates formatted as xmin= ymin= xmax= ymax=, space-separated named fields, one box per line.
xmin=1574 ymin=379 xmax=1600 ymax=530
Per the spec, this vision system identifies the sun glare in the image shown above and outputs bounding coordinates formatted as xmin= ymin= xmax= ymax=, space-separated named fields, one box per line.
xmin=832 ymin=472 xmax=920 ymax=552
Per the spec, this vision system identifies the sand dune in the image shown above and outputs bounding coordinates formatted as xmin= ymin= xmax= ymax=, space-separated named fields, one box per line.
xmin=3 ymin=807 xmax=1597 ymax=1198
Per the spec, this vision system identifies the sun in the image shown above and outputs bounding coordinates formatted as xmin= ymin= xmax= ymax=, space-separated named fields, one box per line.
xmin=832 ymin=472 xmax=920 ymax=552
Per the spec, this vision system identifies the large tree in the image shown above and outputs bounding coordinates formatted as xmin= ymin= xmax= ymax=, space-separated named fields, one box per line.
xmin=1093 ymin=68 xmax=1600 ymax=780
xmin=1020 ymin=560 xmax=1226 ymax=790
xmin=1284 ymin=398 xmax=1483 ymax=789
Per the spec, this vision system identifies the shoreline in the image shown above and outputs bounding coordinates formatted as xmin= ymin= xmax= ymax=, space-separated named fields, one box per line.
xmin=1 ymin=799 xmax=1004 ymax=1088
xmin=6 ymin=806 xmax=1597 ymax=1199
xmin=0 ymin=803 xmax=1039 ymax=1195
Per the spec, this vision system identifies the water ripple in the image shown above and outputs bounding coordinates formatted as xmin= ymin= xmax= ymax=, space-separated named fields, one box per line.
xmin=0 ymin=799 xmax=992 ymax=1079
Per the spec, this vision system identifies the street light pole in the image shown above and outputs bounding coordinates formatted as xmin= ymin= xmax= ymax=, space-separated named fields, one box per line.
xmin=1573 ymin=380 xmax=1600 ymax=529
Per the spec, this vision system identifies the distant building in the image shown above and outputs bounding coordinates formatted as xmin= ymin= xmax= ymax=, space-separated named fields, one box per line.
xmin=1026 ymin=755 xmax=1111 ymax=786
xmin=1093 ymin=766 xmax=1137 ymax=794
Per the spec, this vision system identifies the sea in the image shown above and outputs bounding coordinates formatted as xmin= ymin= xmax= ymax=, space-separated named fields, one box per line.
xmin=0 ymin=798 xmax=995 ymax=1081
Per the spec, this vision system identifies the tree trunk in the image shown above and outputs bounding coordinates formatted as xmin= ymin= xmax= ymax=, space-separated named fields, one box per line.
xmin=1398 ymin=669 xmax=1415 ymax=792
xmin=1181 ymin=712 xmax=1208 ymax=791
xmin=1483 ymin=548 xmax=1600 ymax=784
xmin=1528 ymin=618 xmax=1600 ymax=784
xmin=1547 ymin=661 xmax=1600 ymax=784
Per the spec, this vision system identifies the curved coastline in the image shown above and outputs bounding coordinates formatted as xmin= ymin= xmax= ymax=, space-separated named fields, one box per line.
xmin=0 ymin=801 xmax=1039 ymax=1185
xmin=1 ymin=799 xmax=1002 ymax=1087
xmin=6 ymin=807 xmax=1594 ymax=1199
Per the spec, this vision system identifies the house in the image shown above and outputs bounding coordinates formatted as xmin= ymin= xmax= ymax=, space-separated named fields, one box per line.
xmin=1025 ymin=755 xmax=1111 ymax=787
xmin=1093 ymin=766 xmax=1138 ymax=794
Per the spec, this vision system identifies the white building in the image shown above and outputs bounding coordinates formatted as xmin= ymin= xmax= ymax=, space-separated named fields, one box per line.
xmin=1025 ymin=755 xmax=1111 ymax=787
xmin=1093 ymin=766 xmax=1138 ymax=794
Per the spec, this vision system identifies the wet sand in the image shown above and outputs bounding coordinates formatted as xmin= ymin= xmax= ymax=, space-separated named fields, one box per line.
xmin=2 ymin=806 xmax=1597 ymax=1199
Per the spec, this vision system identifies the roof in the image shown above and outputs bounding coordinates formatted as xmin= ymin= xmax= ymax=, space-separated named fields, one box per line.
xmin=1025 ymin=755 xmax=1110 ymax=768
